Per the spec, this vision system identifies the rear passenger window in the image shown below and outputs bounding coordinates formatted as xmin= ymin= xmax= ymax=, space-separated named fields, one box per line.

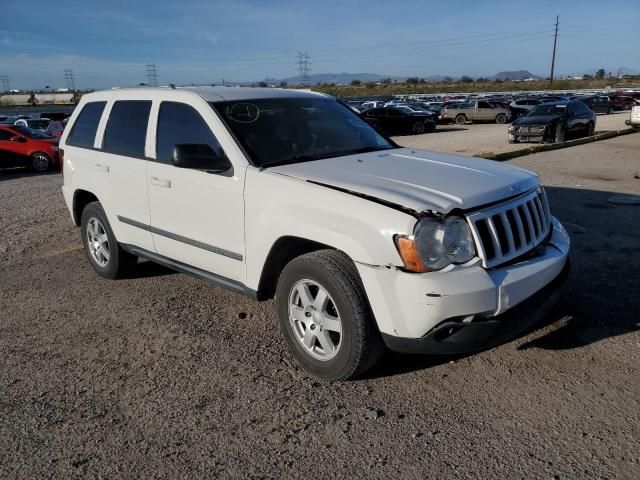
xmin=156 ymin=102 xmax=222 ymax=163
xmin=66 ymin=101 xmax=106 ymax=148
xmin=102 ymin=101 xmax=151 ymax=157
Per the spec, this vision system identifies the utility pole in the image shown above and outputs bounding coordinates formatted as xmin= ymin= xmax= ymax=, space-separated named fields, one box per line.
xmin=145 ymin=64 xmax=159 ymax=87
xmin=63 ymin=69 xmax=76 ymax=91
xmin=549 ymin=15 xmax=559 ymax=87
xmin=0 ymin=74 xmax=9 ymax=92
xmin=296 ymin=52 xmax=311 ymax=87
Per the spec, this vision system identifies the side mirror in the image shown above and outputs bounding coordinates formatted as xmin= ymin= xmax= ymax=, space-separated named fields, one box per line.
xmin=10 ymin=135 xmax=27 ymax=143
xmin=172 ymin=144 xmax=232 ymax=174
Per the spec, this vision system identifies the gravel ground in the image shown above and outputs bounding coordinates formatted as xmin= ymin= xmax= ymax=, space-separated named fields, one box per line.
xmin=394 ymin=111 xmax=632 ymax=157
xmin=1 ymin=135 xmax=639 ymax=479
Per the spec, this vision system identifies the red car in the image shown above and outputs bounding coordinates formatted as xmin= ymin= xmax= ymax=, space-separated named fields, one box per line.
xmin=609 ymin=95 xmax=637 ymax=111
xmin=0 ymin=125 xmax=61 ymax=172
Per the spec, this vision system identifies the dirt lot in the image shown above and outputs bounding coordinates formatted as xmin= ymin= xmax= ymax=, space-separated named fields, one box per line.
xmin=1 ymin=134 xmax=639 ymax=479
xmin=394 ymin=111 xmax=632 ymax=157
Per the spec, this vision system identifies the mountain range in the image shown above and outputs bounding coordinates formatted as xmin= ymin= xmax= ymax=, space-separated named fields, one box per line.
xmin=274 ymin=71 xmax=540 ymax=85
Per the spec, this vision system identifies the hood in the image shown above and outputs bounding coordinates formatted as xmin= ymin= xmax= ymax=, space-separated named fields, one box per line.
xmin=514 ymin=114 xmax=562 ymax=126
xmin=269 ymin=148 xmax=539 ymax=214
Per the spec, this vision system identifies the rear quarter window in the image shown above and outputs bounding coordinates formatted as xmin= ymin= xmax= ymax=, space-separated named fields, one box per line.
xmin=102 ymin=100 xmax=152 ymax=158
xmin=66 ymin=101 xmax=106 ymax=148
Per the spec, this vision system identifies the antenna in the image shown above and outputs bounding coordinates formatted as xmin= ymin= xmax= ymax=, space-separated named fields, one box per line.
xmin=296 ymin=51 xmax=311 ymax=87
xmin=145 ymin=63 xmax=159 ymax=87
xmin=63 ymin=69 xmax=76 ymax=90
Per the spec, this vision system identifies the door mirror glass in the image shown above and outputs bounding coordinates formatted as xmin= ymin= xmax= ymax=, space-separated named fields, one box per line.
xmin=172 ymin=144 xmax=232 ymax=173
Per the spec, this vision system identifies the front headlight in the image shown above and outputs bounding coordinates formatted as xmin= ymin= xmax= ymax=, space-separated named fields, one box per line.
xmin=395 ymin=216 xmax=476 ymax=272
xmin=508 ymin=125 xmax=517 ymax=132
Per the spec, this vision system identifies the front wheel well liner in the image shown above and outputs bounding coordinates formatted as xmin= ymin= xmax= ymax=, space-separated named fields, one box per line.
xmin=72 ymin=189 xmax=100 ymax=226
xmin=256 ymin=236 xmax=337 ymax=300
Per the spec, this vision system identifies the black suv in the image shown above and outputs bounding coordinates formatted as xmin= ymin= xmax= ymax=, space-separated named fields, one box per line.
xmin=508 ymin=101 xmax=596 ymax=143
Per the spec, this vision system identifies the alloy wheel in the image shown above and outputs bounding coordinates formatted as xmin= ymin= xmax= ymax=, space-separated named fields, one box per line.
xmin=86 ymin=217 xmax=110 ymax=267
xmin=288 ymin=279 xmax=342 ymax=361
xmin=32 ymin=154 xmax=49 ymax=172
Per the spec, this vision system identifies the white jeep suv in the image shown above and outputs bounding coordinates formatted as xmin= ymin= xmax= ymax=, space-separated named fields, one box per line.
xmin=61 ymin=87 xmax=570 ymax=380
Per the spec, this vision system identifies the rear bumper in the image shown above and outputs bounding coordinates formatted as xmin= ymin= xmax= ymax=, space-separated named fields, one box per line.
xmin=382 ymin=259 xmax=569 ymax=354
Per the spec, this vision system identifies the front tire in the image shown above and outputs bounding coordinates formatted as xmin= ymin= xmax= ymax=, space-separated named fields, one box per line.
xmin=495 ymin=113 xmax=507 ymax=124
xmin=554 ymin=124 xmax=565 ymax=143
xmin=455 ymin=114 xmax=467 ymax=125
xmin=80 ymin=202 xmax=137 ymax=279
xmin=586 ymin=121 xmax=595 ymax=137
xmin=276 ymin=250 xmax=384 ymax=381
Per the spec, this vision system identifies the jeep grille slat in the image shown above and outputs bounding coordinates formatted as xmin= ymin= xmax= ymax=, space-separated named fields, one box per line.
xmin=468 ymin=189 xmax=551 ymax=268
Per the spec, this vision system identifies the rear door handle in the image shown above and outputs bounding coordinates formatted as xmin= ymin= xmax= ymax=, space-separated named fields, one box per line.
xmin=94 ymin=164 xmax=109 ymax=173
xmin=150 ymin=176 xmax=171 ymax=188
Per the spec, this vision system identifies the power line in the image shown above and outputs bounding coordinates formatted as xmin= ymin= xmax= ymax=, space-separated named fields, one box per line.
xmin=296 ymin=52 xmax=311 ymax=86
xmin=549 ymin=15 xmax=559 ymax=86
xmin=145 ymin=63 xmax=159 ymax=86
xmin=64 ymin=69 xmax=76 ymax=90
xmin=0 ymin=75 xmax=9 ymax=92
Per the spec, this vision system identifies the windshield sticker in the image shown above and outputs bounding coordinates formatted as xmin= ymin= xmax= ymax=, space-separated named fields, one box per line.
xmin=227 ymin=103 xmax=260 ymax=123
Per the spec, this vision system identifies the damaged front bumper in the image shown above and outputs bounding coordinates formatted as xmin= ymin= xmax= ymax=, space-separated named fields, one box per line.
xmin=356 ymin=216 xmax=570 ymax=354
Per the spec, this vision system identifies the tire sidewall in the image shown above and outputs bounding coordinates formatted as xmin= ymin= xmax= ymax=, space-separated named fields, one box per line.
xmin=455 ymin=114 xmax=466 ymax=125
xmin=276 ymin=257 xmax=362 ymax=380
xmin=496 ymin=114 xmax=506 ymax=124
xmin=80 ymin=202 xmax=121 ymax=278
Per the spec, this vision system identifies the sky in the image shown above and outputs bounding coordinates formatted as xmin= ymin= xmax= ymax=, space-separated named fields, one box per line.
xmin=1 ymin=0 xmax=638 ymax=90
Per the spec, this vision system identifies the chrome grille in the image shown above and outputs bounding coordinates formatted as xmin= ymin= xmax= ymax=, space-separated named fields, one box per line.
xmin=467 ymin=189 xmax=551 ymax=268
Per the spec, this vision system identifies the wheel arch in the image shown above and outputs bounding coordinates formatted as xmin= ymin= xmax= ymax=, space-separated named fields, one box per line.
xmin=72 ymin=189 xmax=100 ymax=226
xmin=256 ymin=236 xmax=339 ymax=300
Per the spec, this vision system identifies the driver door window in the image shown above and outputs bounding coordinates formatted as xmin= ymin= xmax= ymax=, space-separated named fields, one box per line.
xmin=156 ymin=102 xmax=223 ymax=164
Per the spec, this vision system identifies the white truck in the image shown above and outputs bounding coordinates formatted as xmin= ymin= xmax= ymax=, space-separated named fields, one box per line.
xmin=60 ymin=87 xmax=570 ymax=380
xmin=441 ymin=100 xmax=511 ymax=125
xmin=625 ymin=105 xmax=640 ymax=129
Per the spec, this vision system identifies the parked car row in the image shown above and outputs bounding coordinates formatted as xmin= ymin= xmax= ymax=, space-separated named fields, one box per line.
xmin=1 ymin=112 xmax=70 ymax=135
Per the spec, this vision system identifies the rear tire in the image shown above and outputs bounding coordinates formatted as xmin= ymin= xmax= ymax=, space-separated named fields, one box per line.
xmin=586 ymin=121 xmax=595 ymax=137
xmin=80 ymin=202 xmax=137 ymax=279
xmin=455 ymin=114 xmax=467 ymax=125
xmin=276 ymin=250 xmax=384 ymax=381
xmin=495 ymin=113 xmax=507 ymax=124
xmin=412 ymin=121 xmax=426 ymax=135
xmin=31 ymin=152 xmax=51 ymax=172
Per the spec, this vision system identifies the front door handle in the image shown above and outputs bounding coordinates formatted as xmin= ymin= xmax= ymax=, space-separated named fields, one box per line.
xmin=150 ymin=176 xmax=171 ymax=188
xmin=94 ymin=164 xmax=109 ymax=173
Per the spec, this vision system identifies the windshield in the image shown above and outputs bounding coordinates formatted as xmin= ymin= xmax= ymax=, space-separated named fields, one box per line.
xmin=13 ymin=125 xmax=53 ymax=139
xmin=212 ymin=98 xmax=394 ymax=167
xmin=528 ymin=104 xmax=567 ymax=116
xmin=27 ymin=119 xmax=50 ymax=129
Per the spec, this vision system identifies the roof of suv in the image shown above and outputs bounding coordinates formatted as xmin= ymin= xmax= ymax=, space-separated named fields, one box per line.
xmin=89 ymin=86 xmax=327 ymax=103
